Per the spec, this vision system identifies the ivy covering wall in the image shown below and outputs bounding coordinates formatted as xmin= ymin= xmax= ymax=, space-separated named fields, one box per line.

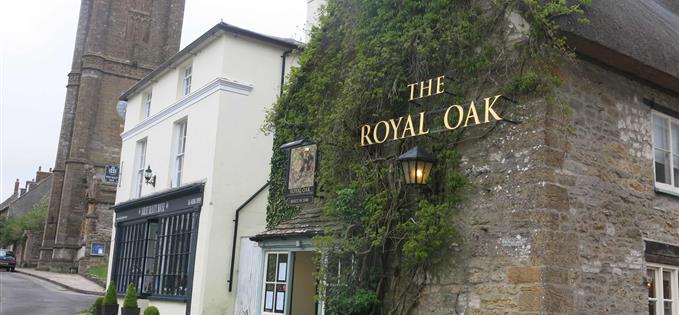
xmin=264 ymin=0 xmax=588 ymax=313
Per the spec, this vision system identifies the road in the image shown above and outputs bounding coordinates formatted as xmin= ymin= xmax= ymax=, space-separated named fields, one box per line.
xmin=0 ymin=271 xmax=95 ymax=315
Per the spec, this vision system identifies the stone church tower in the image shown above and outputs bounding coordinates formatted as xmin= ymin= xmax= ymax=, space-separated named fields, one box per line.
xmin=39 ymin=0 xmax=185 ymax=272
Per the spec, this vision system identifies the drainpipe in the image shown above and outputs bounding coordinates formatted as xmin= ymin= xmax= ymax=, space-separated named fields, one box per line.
xmin=228 ymin=182 xmax=270 ymax=292
xmin=280 ymin=49 xmax=293 ymax=96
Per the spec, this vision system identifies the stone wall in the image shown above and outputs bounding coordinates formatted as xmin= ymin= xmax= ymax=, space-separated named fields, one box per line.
xmin=412 ymin=57 xmax=679 ymax=314
xmin=40 ymin=0 xmax=185 ymax=272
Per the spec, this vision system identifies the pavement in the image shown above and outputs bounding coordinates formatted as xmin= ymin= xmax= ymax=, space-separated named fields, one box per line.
xmin=0 ymin=271 xmax=97 ymax=315
xmin=16 ymin=268 xmax=105 ymax=295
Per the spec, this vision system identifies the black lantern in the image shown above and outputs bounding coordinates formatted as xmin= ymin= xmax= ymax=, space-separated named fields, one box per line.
xmin=144 ymin=165 xmax=156 ymax=187
xmin=398 ymin=146 xmax=435 ymax=185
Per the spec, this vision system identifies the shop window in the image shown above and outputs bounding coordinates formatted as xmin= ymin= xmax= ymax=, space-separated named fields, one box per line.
xmin=648 ymin=264 xmax=679 ymax=315
xmin=113 ymin=211 xmax=198 ymax=297
xmin=262 ymin=253 xmax=289 ymax=314
xmin=653 ymin=113 xmax=679 ymax=193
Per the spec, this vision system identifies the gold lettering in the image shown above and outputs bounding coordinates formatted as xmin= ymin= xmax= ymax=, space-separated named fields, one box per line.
xmin=419 ymin=78 xmax=433 ymax=98
xmin=444 ymin=105 xmax=464 ymax=129
xmin=402 ymin=115 xmax=416 ymax=138
xmin=435 ymin=75 xmax=445 ymax=95
xmin=484 ymin=95 xmax=503 ymax=122
xmin=407 ymin=83 xmax=418 ymax=101
xmin=373 ymin=120 xmax=390 ymax=144
xmin=464 ymin=101 xmax=480 ymax=127
xmin=360 ymin=124 xmax=373 ymax=146
xmin=389 ymin=117 xmax=404 ymax=140
xmin=418 ymin=111 xmax=429 ymax=135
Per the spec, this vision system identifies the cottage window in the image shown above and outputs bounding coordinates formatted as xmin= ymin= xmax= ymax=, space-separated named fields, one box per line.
xmin=653 ymin=113 xmax=679 ymax=193
xmin=113 ymin=210 xmax=199 ymax=297
xmin=182 ymin=64 xmax=192 ymax=96
xmin=172 ymin=119 xmax=187 ymax=187
xmin=262 ymin=252 xmax=289 ymax=314
xmin=648 ymin=264 xmax=679 ymax=315
xmin=142 ymin=90 xmax=152 ymax=119
xmin=133 ymin=139 xmax=147 ymax=198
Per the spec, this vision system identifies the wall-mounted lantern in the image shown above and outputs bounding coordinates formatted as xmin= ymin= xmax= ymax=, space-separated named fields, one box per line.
xmin=398 ymin=146 xmax=435 ymax=185
xmin=144 ymin=165 xmax=156 ymax=187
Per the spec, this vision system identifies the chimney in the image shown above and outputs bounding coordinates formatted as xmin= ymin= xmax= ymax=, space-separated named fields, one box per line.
xmin=35 ymin=165 xmax=51 ymax=182
xmin=13 ymin=179 xmax=19 ymax=196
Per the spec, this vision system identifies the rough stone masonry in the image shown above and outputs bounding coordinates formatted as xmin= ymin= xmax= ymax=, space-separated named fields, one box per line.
xmin=39 ymin=0 xmax=185 ymax=272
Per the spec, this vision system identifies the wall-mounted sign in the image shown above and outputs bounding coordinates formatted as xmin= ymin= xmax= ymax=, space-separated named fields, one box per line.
xmin=104 ymin=164 xmax=120 ymax=183
xmin=282 ymin=139 xmax=317 ymax=205
xmin=91 ymin=243 xmax=106 ymax=256
xmin=115 ymin=191 xmax=203 ymax=222
xmin=359 ymin=75 xmax=505 ymax=146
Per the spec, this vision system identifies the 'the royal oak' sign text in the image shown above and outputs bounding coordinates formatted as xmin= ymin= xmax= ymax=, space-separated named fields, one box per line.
xmin=359 ymin=76 xmax=503 ymax=146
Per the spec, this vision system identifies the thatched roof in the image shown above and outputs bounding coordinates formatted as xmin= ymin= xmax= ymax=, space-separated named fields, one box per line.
xmin=558 ymin=0 xmax=679 ymax=92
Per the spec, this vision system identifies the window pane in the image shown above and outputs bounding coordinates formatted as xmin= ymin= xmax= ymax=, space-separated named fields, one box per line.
xmin=663 ymin=301 xmax=671 ymax=315
xmin=672 ymin=123 xmax=679 ymax=153
xmin=648 ymin=269 xmax=656 ymax=298
xmin=655 ymin=115 xmax=669 ymax=150
xmin=274 ymin=283 xmax=286 ymax=313
xmin=663 ymin=271 xmax=671 ymax=299
xmin=277 ymin=254 xmax=288 ymax=282
xmin=649 ymin=301 xmax=656 ymax=315
xmin=656 ymin=149 xmax=671 ymax=184
xmin=266 ymin=254 xmax=277 ymax=282
xmin=264 ymin=283 xmax=274 ymax=312
xmin=674 ymin=156 xmax=679 ymax=188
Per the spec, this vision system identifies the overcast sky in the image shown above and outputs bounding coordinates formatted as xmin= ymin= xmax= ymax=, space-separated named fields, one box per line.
xmin=0 ymin=0 xmax=307 ymax=200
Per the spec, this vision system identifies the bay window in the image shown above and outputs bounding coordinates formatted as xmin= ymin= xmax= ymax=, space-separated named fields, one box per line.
xmin=112 ymin=185 xmax=203 ymax=299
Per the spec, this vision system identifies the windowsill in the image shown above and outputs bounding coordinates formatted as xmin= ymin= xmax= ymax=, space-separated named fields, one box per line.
xmin=654 ymin=184 xmax=679 ymax=198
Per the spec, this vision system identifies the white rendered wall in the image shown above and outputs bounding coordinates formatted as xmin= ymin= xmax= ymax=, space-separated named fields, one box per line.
xmin=111 ymin=29 xmax=298 ymax=315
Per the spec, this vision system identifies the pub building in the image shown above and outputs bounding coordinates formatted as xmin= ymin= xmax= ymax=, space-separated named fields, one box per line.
xmin=107 ymin=23 xmax=300 ymax=315
xmin=241 ymin=1 xmax=679 ymax=315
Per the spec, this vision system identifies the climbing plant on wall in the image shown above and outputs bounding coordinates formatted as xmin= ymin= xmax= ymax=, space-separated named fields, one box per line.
xmin=264 ymin=0 xmax=589 ymax=314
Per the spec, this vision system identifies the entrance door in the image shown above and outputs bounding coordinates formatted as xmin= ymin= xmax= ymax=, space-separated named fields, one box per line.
xmin=290 ymin=251 xmax=316 ymax=315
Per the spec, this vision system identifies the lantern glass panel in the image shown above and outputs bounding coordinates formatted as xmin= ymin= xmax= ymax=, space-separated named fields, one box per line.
xmin=421 ymin=161 xmax=433 ymax=184
xmin=401 ymin=162 xmax=412 ymax=184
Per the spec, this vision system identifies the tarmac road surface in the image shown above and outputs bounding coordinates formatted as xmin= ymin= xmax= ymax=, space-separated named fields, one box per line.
xmin=0 ymin=271 xmax=95 ymax=315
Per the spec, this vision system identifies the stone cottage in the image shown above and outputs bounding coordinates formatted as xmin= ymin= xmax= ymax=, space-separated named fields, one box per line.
xmin=249 ymin=0 xmax=679 ymax=314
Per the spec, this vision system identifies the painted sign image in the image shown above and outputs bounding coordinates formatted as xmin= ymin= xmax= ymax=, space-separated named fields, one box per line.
xmin=287 ymin=144 xmax=317 ymax=195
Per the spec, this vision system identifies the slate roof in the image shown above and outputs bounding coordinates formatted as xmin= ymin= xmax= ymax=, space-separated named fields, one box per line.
xmin=251 ymin=207 xmax=338 ymax=241
xmin=120 ymin=22 xmax=303 ymax=100
xmin=558 ymin=0 xmax=679 ymax=92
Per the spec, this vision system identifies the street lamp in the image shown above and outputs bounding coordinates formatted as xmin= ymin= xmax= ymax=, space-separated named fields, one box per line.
xmin=144 ymin=165 xmax=156 ymax=187
xmin=398 ymin=146 xmax=435 ymax=185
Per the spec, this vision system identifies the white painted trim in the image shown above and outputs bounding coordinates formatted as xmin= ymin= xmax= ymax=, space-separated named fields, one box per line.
xmin=121 ymin=77 xmax=253 ymax=141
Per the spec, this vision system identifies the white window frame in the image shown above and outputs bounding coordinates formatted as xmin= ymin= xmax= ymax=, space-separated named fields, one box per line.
xmin=132 ymin=138 xmax=147 ymax=198
xmin=171 ymin=119 xmax=187 ymax=188
xmin=141 ymin=90 xmax=152 ymax=119
xmin=648 ymin=263 xmax=679 ymax=315
xmin=262 ymin=251 xmax=291 ymax=315
xmin=182 ymin=64 xmax=192 ymax=96
xmin=652 ymin=111 xmax=679 ymax=195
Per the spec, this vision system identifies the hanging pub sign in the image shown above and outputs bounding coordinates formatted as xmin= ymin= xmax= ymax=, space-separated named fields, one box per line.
xmin=359 ymin=75 xmax=505 ymax=146
xmin=281 ymin=138 xmax=318 ymax=205
xmin=104 ymin=164 xmax=120 ymax=183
